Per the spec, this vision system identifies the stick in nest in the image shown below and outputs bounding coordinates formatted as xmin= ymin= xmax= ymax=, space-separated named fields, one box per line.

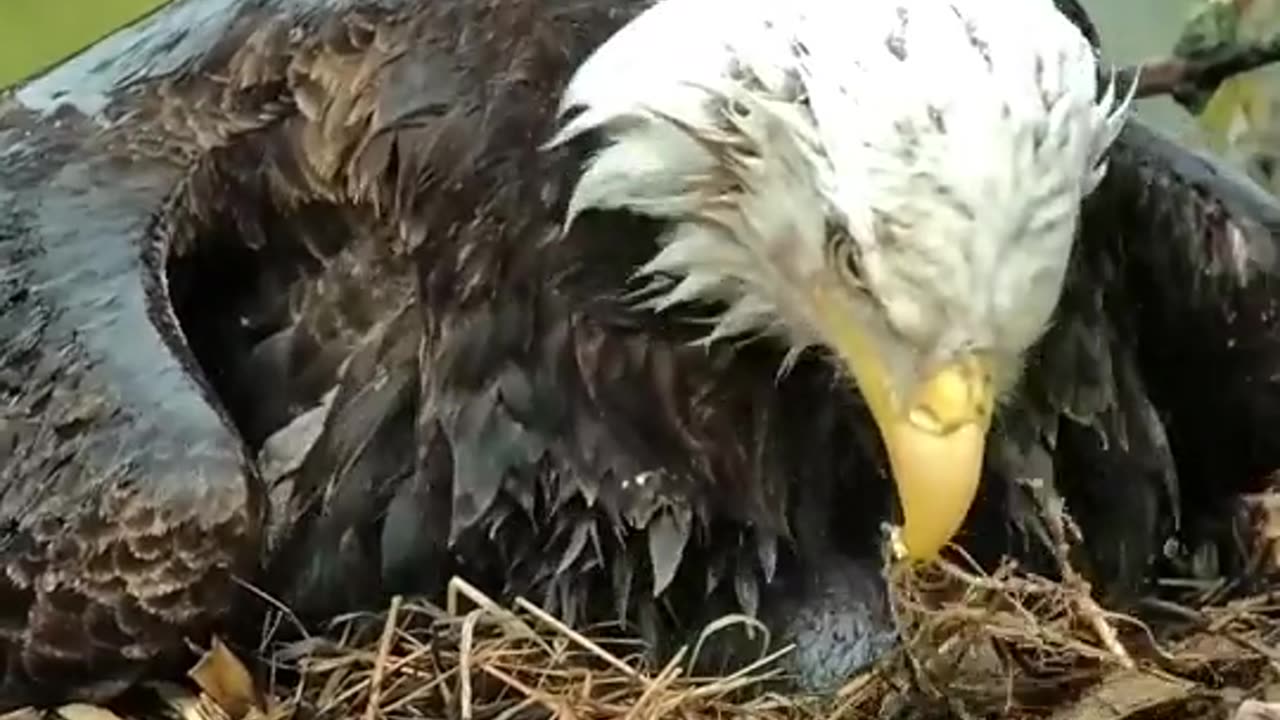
xmin=1018 ymin=477 xmax=1135 ymax=670
xmin=874 ymin=476 xmax=1145 ymax=716
xmin=363 ymin=594 xmax=401 ymax=720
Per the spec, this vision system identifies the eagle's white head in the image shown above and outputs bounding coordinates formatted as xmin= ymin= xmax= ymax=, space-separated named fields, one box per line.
xmin=549 ymin=0 xmax=1134 ymax=561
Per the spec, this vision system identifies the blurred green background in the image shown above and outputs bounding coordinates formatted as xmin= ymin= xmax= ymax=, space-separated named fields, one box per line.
xmin=0 ymin=0 xmax=166 ymax=88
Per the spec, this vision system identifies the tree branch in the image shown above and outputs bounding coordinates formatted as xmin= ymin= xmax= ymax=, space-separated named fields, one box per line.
xmin=1123 ymin=37 xmax=1280 ymax=113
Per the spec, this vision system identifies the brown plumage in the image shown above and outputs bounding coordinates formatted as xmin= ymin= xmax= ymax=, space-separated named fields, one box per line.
xmin=1 ymin=0 xmax=1279 ymax=708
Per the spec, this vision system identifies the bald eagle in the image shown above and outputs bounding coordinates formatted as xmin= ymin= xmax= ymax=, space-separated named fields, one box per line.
xmin=2 ymin=0 xmax=1279 ymax=707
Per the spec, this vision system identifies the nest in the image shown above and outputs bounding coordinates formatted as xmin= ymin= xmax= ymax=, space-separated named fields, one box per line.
xmin=155 ymin=566 xmax=1277 ymax=720
xmin=11 ymin=488 xmax=1280 ymax=720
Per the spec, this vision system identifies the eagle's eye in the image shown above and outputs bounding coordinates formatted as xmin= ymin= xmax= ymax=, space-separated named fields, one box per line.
xmin=828 ymin=225 xmax=863 ymax=285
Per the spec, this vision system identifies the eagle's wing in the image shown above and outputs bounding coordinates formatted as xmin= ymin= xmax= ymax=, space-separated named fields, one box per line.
xmin=0 ymin=0 xmax=419 ymax=705
xmin=1094 ymin=119 xmax=1280 ymax=498
xmin=0 ymin=3 xmax=276 ymax=706
xmin=989 ymin=116 xmax=1280 ymax=598
xmin=1094 ymin=119 xmax=1280 ymax=576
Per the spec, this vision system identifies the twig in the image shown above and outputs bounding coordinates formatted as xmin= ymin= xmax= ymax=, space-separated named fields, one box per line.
xmin=1123 ymin=36 xmax=1280 ymax=112
xmin=458 ymin=608 xmax=483 ymax=720
xmin=1019 ymin=478 xmax=1135 ymax=670
xmin=232 ymin=575 xmax=312 ymax=641
xmin=363 ymin=594 xmax=402 ymax=720
xmin=513 ymin=596 xmax=648 ymax=683
xmin=480 ymin=664 xmax=569 ymax=718
xmin=623 ymin=647 xmax=684 ymax=720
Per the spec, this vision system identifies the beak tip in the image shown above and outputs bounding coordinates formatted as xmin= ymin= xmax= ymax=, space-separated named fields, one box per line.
xmin=886 ymin=419 xmax=988 ymax=564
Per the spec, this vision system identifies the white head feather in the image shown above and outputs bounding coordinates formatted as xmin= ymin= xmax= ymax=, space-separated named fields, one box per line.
xmin=548 ymin=0 xmax=1133 ymax=395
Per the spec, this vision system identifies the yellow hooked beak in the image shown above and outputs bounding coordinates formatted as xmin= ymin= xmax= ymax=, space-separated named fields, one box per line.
xmin=814 ymin=288 xmax=996 ymax=562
